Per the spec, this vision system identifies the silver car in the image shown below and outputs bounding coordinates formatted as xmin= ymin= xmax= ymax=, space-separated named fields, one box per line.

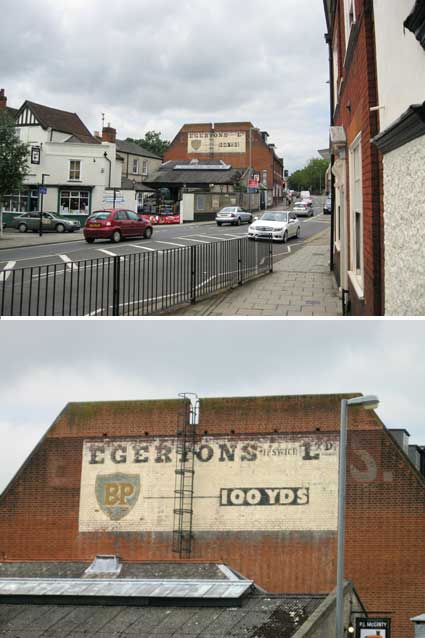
xmin=10 ymin=212 xmax=81 ymax=233
xmin=216 ymin=207 xmax=253 ymax=226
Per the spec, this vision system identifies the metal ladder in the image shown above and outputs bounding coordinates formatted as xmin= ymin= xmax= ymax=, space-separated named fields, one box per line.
xmin=172 ymin=393 xmax=199 ymax=558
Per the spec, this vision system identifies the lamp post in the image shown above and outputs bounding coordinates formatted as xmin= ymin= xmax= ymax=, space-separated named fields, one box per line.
xmin=336 ymin=395 xmax=380 ymax=638
xmin=38 ymin=173 xmax=50 ymax=237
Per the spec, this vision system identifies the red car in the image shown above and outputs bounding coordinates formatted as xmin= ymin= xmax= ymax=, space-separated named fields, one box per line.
xmin=84 ymin=209 xmax=153 ymax=244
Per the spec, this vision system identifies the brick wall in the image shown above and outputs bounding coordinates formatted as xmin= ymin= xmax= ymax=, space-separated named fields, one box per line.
xmin=164 ymin=123 xmax=283 ymax=195
xmin=0 ymin=395 xmax=423 ymax=638
xmin=332 ymin=0 xmax=384 ymax=316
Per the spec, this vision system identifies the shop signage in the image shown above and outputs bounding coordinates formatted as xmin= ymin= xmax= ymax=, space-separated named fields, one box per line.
xmin=31 ymin=146 xmax=41 ymax=164
xmin=356 ymin=618 xmax=391 ymax=638
xmin=38 ymin=186 xmax=47 ymax=195
xmin=248 ymin=179 xmax=259 ymax=187
xmin=78 ymin=435 xmax=338 ymax=533
xmin=187 ymin=131 xmax=246 ymax=154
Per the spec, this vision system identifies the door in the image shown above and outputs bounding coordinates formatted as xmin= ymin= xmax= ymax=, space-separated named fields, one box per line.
xmin=126 ymin=210 xmax=143 ymax=237
xmin=42 ymin=213 xmax=55 ymax=232
xmin=114 ymin=210 xmax=131 ymax=237
xmin=288 ymin=213 xmax=298 ymax=237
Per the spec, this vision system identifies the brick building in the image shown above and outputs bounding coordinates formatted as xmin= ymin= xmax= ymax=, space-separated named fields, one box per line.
xmin=1 ymin=394 xmax=424 ymax=637
xmin=163 ymin=122 xmax=285 ymax=207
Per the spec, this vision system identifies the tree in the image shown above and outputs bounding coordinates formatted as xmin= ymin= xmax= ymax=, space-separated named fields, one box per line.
xmin=126 ymin=131 xmax=170 ymax=157
xmin=288 ymin=158 xmax=329 ymax=194
xmin=0 ymin=111 xmax=29 ymax=211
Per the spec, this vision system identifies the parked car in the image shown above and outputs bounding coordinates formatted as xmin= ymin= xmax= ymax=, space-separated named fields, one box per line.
xmin=323 ymin=197 xmax=332 ymax=214
xmin=216 ymin=207 xmax=253 ymax=226
xmin=248 ymin=211 xmax=301 ymax=243
xmin=293 ymin=202 xmax=313 ymax=217
xmin=84 ymin=209 xmax=153 ymax=244
xmin=9 ymin=212 xmax=81 ymax=233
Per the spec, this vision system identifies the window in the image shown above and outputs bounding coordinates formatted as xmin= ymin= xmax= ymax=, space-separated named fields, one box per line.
xmin=333 ymin=35 xmax=340 ymax=107
xmin=343 ymin=0 xmax=356 ymax=47
xmin=349 ymin=135 xmax=363 ymax=292
xmin=69 ymin=160 xmax=81 ymax=181
xmin=132 ymin=159 xmax=139 ymax=174
xmin=60 ymin=190 xmax=89 ymax=215
xmin=127 ymin=211 xmax=139 ymax=221
xmin=1 ymin=190 xmax=38 ymax=213
xmin=142 ymin=160 xmax=148 ymax=176
xmin=115 ymin=211 xmax=128 ymax=220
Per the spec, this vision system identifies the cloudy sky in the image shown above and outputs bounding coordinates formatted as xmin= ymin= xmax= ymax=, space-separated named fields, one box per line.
xmin=1 ymin=319 xmax=424 ymax=492
xmin=1 ymin=0 xmax=330 ymax=172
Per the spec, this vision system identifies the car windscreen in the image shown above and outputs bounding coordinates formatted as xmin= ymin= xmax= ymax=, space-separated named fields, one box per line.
xmin=260 ymin=213 xmax=288 ymax=222
xmin=219 ymin=208 xmax=235 ymax=213
xmin=89 ymin=212 xmax=110 ymax=220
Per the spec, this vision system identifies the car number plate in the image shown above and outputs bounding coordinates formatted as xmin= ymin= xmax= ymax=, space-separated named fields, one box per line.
xmin=90 ymin=223 xmax=101 ymax=228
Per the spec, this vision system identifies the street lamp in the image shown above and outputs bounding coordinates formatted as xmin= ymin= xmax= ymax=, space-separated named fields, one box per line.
xmin=39 ymin=173 xmax=50 ymax=237
xmin=336 ymin=394 xmax=380 ymax=638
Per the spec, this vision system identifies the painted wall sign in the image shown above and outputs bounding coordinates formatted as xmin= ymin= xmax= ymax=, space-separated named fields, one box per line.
xmin=187 ymin=131 xmax=246 ymax=154
xmin=78 ymin=436 xmax=338 ymax=533
xmin=356 ymin=618 xmax=391 ymax=638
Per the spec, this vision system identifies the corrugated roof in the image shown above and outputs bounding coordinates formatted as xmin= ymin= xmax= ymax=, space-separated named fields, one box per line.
xmin=145 ymin=164 xmax=245 ymax=186
xmin=0 ymin=593 xmax=325 ymax=637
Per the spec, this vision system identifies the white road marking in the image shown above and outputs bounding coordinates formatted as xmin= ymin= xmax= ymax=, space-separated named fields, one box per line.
xmin=176 ymin=236 xmax=210 ymax=244
xmin=223 ymin=233 xmax=244 ymax=238
xmin=97 ymin=249 xmax=118 ymax=257
xmin=154 ymin=240 xmax=187 ymax=248
xmin=59 ymin=254 xmax=79 ymax=271
xmin=128 ymin=244 xmax=160 ymax=253
xmin=0 ymin=261 xmax=16 ymax=282
xmin=191 ymin=234 xmax=228 ymax=241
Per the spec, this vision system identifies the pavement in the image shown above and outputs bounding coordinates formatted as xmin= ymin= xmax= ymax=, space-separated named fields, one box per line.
xmin=174 ymin=228 xmax=342 ymax=317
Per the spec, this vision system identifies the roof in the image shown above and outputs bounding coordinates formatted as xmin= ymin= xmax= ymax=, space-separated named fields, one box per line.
xmin=404 ymin=0 xmax=425 ymax=50
xmin=0 ymin=594 xmax=325 ymax=637
xmin=121 ymin=177 xmax=157 ymax=192
xmin=116 ymin=139 xmax=162 ymax=159
xmin=145 ymin=161 xmax=246 ymax=186
xmin=16 ymin=101 xmax=100 ymax=144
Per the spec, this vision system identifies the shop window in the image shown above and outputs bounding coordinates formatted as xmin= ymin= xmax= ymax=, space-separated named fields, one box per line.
xmin=60 ymin=190 xmax=90 ymax=215
xmin=196 ymin=195 xmax=206 ymax=211
xmin=1 ymin=190 xmax=38 ymax=213
xmin=69 ymin=160 xmax=81 ymax=181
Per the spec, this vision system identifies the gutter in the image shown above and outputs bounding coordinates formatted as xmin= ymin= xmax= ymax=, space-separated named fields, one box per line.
xmin=324 ymin=23 xmax=335 ymax=272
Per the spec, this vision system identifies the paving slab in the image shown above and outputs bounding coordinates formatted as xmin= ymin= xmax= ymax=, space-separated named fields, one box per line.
xmin=174 ymin=229 xmax=342 ymax=317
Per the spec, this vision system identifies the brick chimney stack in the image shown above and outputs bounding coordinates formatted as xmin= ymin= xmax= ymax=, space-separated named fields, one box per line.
xmin=102 ymin=124 xmax=117 ymax=143
xmin=0 ymin=89 xmax=7 ymax=111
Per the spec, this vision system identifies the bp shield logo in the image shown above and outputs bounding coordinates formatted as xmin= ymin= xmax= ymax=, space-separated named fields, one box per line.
xmin=96 ymin=473 xmax=140 ymax=521
xmin=191 ymin=139 xmax=202 ymax=151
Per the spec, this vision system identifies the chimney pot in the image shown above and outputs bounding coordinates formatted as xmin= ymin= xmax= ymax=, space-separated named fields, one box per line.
xmin=102 ymin=126 xmax=117 ymax=143
xmin=0 ymin=89 xmax=7 ymax=111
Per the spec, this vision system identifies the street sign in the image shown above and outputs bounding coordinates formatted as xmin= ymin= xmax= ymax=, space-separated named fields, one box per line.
xmin=39 ymin=186 xmax=47 ymax=195
xmin=356 ymin=618 xmax=391 ymax=638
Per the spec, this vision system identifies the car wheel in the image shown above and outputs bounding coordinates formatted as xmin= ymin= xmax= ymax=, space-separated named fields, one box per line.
xmin=18 ymin=223 xmax=28 ymax=233
xmin=217 ymin=222 xmax=222 ymax=227
xmin=296 ymin=226 xmax=301 ymax=238
xmin=111 ymin=230 xmax=121 ymax=243
xmin=85 ymin=238 xmax=95 ymax=244
xmin=56 ymin=223 xmax=65 ymax=233
xmin=282 ymin=231 xmax=288 ymax=244
xmin=69 ymin=228 xmax=75 ymax=233
xmin=237 ymin=217 xmax=241 ymax=226
xmin=144 ymin=227 xmax=153 ymax=240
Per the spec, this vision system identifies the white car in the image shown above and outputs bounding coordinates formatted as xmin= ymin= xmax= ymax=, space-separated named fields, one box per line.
xmin=248 ymin=211 xmax=301 ymax=243
xmin=293 ymin=201 xmax=313 ymax=217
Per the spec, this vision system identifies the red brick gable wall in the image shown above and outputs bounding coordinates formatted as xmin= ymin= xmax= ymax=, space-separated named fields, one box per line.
xmin=0 ymin=396 xmax=423 ymax=638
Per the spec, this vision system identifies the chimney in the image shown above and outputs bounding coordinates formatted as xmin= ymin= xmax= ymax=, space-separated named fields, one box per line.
xmin=102 ymin=124 xmax=116 ymax=143
xmin=0 ymin=89 xmax=7 ymax=111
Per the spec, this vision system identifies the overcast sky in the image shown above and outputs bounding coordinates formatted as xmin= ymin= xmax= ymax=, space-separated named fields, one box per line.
xmin=1 ymin=319 xmax=424 ymax=492
xmin=1 ymin=0 xmax=330 ymax=172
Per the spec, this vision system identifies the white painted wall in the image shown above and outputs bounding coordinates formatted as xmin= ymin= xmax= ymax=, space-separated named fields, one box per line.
xmin=374 ymin=0 xmax=425 ymax=130
xmin=383 ymin=134 xmax=425 ymax=316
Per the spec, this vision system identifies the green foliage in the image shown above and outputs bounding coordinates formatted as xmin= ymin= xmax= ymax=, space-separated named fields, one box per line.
xmin=288 ymin=158 xmax=329 ymax=193
xmin=126 ymin=130 xmax=170 ymax=157
xmin=0 ymin=112 xmax=29 ymax=205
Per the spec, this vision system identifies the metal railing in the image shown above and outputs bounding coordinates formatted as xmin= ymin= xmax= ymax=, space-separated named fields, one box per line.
xmin=0 ymin=237 xmax=273 ymax=317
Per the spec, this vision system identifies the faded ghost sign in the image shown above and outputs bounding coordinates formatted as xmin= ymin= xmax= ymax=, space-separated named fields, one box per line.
xmin=78 ymin=436 xmax=338 ymax=533
xmin=187 ymin=131 xmax=246 ymax=154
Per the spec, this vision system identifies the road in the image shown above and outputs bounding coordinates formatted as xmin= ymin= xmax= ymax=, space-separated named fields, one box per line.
xmin=0 ymin=198 xmax=329 ymax=316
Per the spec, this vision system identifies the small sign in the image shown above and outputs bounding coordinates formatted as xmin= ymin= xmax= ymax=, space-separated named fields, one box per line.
xmin=248 ymin=179 xmax=259 ymax=188
xmin=38 ymin=186 xmax=47 ymax=195
xmin=356 ymin=618 xmax=391 ymax=638
xmin=31 ymin=146 xmax=41 ymax=164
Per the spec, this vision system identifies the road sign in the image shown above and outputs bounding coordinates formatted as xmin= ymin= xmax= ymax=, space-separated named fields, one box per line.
xmin=356 ymin=618 xmax=391 ymax=638
xmin=39 ymin=186 xmax=47 ymax=195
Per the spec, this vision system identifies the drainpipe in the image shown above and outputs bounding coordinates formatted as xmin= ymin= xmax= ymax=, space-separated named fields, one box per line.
xmin=104 ymin=151 xmax=112 ymax=188
xmin=325 ymin=2 xmax=335 ymax=272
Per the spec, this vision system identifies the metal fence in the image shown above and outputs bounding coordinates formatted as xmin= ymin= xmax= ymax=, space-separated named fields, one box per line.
xmin=0 ymin=237 xmax=273 ymax=317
